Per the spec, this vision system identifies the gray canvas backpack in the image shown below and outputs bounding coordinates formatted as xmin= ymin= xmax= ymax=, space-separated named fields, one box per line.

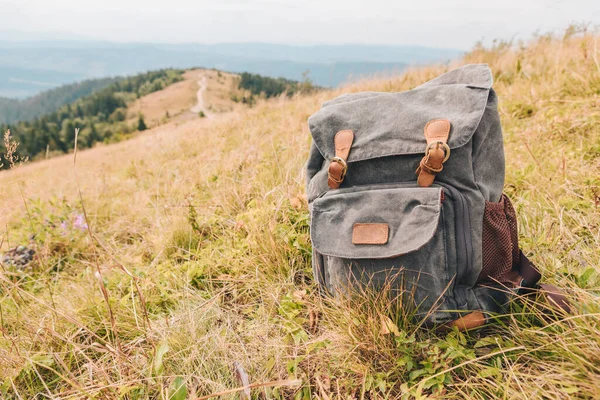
xmin=306 ymin=64 xmax=570 ymax=330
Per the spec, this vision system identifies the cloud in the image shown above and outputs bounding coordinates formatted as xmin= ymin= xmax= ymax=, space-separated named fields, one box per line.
xmin=0 ymin=0 xmax=598 ymax=48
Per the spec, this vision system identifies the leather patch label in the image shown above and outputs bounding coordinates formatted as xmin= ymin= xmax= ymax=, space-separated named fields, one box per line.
xmin=352 ymin=223 xmax=389 ymax=245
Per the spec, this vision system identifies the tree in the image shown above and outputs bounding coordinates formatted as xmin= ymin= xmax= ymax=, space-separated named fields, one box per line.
xmin=238 ymin=72 xmax=310 ymax=99
xmin=137 ymin=115 xmax=147 ymax=131
xmin=86 ymin=121 xmax=100 ymax=147
xmin=61 ymin=119 xmax=76 ymax=151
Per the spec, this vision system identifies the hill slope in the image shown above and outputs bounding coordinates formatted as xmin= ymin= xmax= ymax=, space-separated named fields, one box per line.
xmin=0 ymin=30 xmax=599 ymax=398
xmin=0 ymin=68 xmax=260 ymax=164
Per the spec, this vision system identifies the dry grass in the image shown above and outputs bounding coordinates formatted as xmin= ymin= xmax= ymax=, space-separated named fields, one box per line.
xmin=201 ymin=69 xmax=247 ymax=114
xmin=0 ymin=28 xmax=599 ymax=399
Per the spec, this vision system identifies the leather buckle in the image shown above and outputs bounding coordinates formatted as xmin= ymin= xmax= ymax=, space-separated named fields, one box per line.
xmin=329 ymin=156 xmax=348 ymax=181
xmin=425 ymin=141 xmax=451 ymax=163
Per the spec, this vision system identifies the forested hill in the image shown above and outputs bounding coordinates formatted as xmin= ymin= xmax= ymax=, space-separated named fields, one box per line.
xmin=0 ymin=69 xmax=184 ymax=165
xmin=0 ymin=68 xmax=314 ymax=168
xmin=0 ymin=77 xmax=119 ymax=125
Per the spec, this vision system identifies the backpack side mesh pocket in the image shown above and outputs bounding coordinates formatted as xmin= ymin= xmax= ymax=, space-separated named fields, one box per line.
xmin=479 ymin=194 xmax=520 ymax=286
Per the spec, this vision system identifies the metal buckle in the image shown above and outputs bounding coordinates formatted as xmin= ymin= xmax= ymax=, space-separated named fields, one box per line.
xmin=330 ymin=156 xmax=348 ymax=181
xmin=425 ymin=141 xmax=451 ymax=163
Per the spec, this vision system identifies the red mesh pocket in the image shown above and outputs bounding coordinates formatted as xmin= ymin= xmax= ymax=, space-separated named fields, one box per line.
xmin=478 ymin=194 xmax=521 ymax=286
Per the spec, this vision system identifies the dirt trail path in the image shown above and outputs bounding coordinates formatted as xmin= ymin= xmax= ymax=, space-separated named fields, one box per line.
xmin=190 ymin=76 xmax=210 ymax=118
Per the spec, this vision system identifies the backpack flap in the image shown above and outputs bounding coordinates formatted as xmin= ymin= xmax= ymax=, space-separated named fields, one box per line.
xmin=310 ymin=185 xmax=443 ymax=259
xmin=307 ymin=64 xmax=492 ymax=163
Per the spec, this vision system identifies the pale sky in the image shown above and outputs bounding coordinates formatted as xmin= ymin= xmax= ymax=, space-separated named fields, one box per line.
xmin=1 ymin=0 xmax=599 ymax=49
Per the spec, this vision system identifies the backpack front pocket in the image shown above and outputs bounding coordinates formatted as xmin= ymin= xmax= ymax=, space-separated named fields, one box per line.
xmin=310 ymin=184 xmax=461 ymax=323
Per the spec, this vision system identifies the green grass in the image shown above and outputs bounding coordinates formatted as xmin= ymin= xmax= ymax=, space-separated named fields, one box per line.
xmin=1 ymin=28 xmax=599 ymax=399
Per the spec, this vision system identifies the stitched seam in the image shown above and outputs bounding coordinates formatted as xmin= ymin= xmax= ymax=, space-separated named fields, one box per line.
xmin=334 ymin=129 xmax=353 ymax=139
xmin=424 ymin=119 xmax=450 ymax=142
xmin=334 ymin=130 xmax=353 ymax=155
xmin=425 ymin=119 xmax=450 ymax=134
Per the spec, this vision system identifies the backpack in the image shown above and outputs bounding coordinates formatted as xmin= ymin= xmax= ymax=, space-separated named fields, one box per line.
xmin=305 ymin=64 xmax=570 ymax=331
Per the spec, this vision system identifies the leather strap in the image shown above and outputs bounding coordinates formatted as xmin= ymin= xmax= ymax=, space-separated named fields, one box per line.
xmin=416 ymin=119 xmax=451 ymax=187
xmin=517 ymin=251 xmax=542 ymax=288
xmin=438 ymin=311 xmax=486 ymax=333
xmin=328 ymin=130 xmax=354 ymax=189
xmin=539 ymin=283 xmax=572 ymax=314
xmin=517 ymin=251 xmax=571 ymax=314
xmin=438 ymin=252 xmax=570 ymax=333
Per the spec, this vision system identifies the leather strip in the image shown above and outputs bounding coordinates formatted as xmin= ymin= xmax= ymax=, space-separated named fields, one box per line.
xmin=352 ymin=223 xmax=389 ymax=245
xmin=538 ymin=283 xmax=572 ymax=314
xmin=416 ymin=119 xmax=451 ymax=187
xmin=516 ymin=251 xmax=571 ymax=314
xmin=517 ymin=251 xmax=542 ymax=287
xmin=438 ymin=311 xmax=486 ymax=332
xmin=328 ymin=130 xmax=354 ymax=189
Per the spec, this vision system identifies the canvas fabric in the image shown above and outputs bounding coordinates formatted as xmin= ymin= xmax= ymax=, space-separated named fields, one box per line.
xmin=306 ymin=64 xmax=522 ymax=325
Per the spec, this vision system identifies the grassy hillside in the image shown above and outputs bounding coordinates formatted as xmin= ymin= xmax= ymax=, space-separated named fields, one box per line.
xmin=1 ymin=29 xmax=599 ymax=399
xmin=0 ymin=69 xmax=311 ymax=167
xmin=0 ymin=76 xmax=119 ymax=125
xmin=0 ymin=69 xmax=185 ymax=164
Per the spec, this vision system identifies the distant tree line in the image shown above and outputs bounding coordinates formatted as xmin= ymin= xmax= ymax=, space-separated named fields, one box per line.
xmin=235 ymin=72 xmax=317 ymax=105
xmin=0 ymin=69 xmax=183 ymax=168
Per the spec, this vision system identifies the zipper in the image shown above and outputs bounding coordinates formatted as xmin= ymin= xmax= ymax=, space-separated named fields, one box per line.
xmin=435 ymin=182 xmax=473 ymax=280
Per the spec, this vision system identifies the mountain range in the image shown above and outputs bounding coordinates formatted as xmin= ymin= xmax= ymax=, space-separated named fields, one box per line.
xmin=0 ymin=37 xmax=463 ymax=99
